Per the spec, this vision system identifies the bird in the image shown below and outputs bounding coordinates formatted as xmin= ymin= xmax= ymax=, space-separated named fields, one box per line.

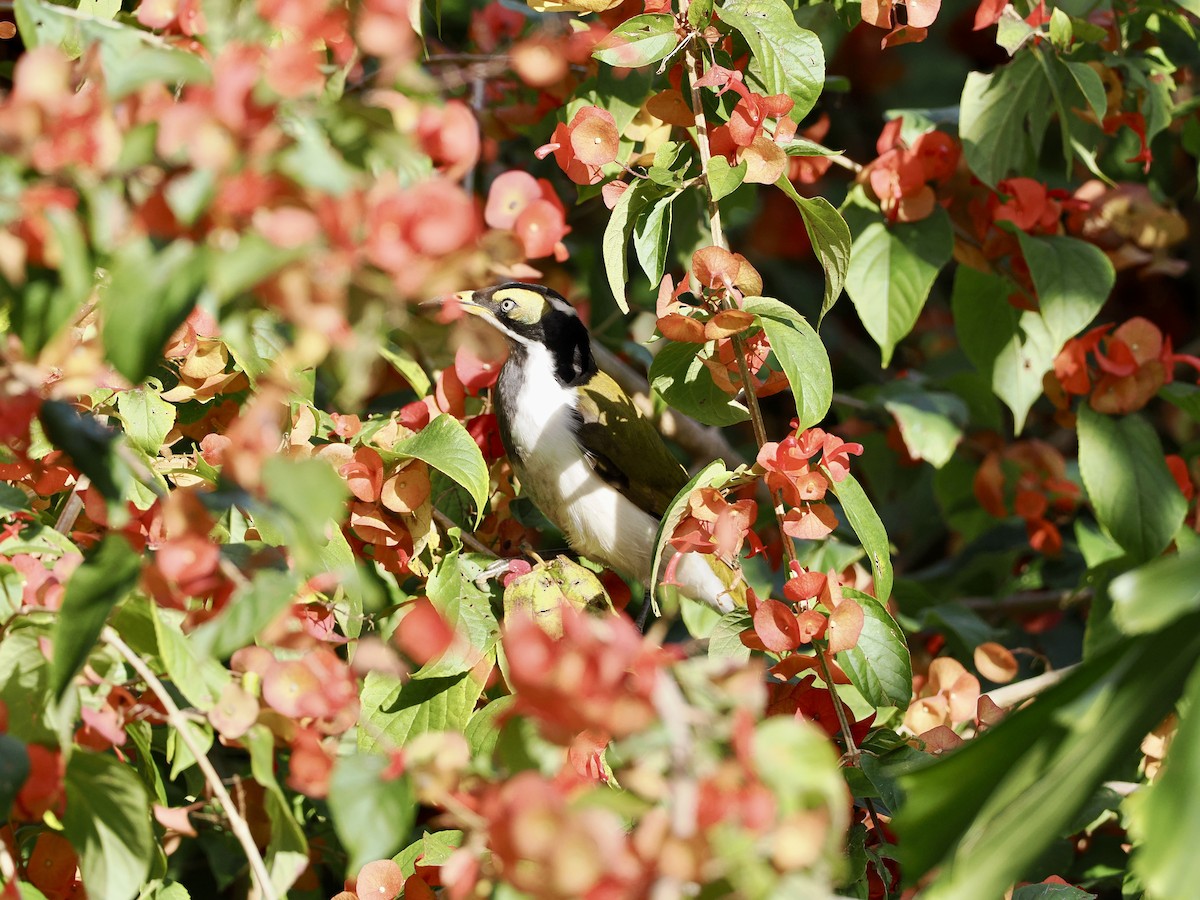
xmin=446 ymin=281 xmax=747 ymax=615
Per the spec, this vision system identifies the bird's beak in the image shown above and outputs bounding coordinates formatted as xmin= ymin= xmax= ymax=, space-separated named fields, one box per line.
xmin=421 ymin=291 xmax=493 ymax=324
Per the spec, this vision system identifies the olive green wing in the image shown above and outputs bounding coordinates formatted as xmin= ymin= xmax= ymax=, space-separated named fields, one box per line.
xmin=575 ymin=371 xmax=689 ymax=519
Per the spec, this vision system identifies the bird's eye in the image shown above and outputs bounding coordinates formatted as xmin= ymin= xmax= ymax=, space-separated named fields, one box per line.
xmin=499 ymin=299 xmax=516 ymax=314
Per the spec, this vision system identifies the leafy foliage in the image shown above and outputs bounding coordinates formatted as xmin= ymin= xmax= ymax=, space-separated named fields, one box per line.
xmin=1 ymin=0 xmax=1198 ymax=897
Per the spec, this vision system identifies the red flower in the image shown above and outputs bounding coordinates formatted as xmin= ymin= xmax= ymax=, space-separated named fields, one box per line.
xmin=536 ymin=107 xmax=619 ymax=185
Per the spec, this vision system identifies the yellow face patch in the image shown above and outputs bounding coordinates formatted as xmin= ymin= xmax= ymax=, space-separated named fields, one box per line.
xmin=491 ymin=287 xmax=548 ymax=326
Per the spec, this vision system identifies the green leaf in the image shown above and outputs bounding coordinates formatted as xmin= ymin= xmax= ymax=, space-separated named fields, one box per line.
xmin=397 ymin=831 xmax=465 ymax=878
xmin=103 ymin=240 xmax=207 ymax=384
xmin=881 ymin=387 xmax=968 ymax=469
xmin=0 ymin=632 xmax=54 ymax=743
xmin=959 ymin=51 xmax=1053 ymax=186
xmin=64 ymin=751 xmax=154 ymax=900
xmin=40 ymin=401 xmax=134 ymax=516
xmin=895 ymin=617 xmax=1200 ymax=899
xmin=16 ymin=0 xmax=209 ymax=97
xmin=391 ymin=415 xmax=490 ymax=527
xmin=742 ymin=296 xmax=832 ymax=430
xmin=117 ymin=388 xmax=176 ymax=456
xmin=244 ymin=725 xmax=308 ymax=893
xmin=258 ymin=456 xmax=349 ymax=567
xmin=0 ymin=483 xmax=31 ymax=516
xmin=716 ymin=0 xmax=825 ymax=120
xmin=952 ymin=267 xmax=1050 ymax=433
xmin=465 ymin=697 xmax=515 ymax=759
xmin=358 ymin=670 xmax=487 ymax=753
xmin=633 ymin=190 xmax=679 ymax=287
xmin=709 ymin=610 xmax=753 ymax=663
xmin=592 ymin=14 xmax=679 ymax=68
xmin=774 ymin=180 xmax=851 ymax=323
xmin=845 ymin=210 xmax=953 ymax=367
xmin=189 ymin=570 xmax=302 ymax=660
xmin=51 ymin=535 xmax=141 ymax=701
xmin=328 ymin=755 xmax=416 ymax=872
xmin=1110 ymin=549 xmax=1200 ymax=635
xmin=380 ymin=343 xmax=431 ymax=397
xmin=0 ymin=734 xmax=30 ymax=820
xmin=1077 ymin=406 xmax=1186 ymax=563
xmin=650 ymin=461 xmax=729 ymax=608
xmin=1160 ymin=382 xmax=1200 ymax=421
xmin=826 ymin=473 xmax=893 ymax=604
xmin=1012 ymin=885 xmax=1095 ymax=900
xmin=837 ymin=588 xmax=911 ymax=710
xmin=603 ymin=180 xmax=649 ymax=313
xmin=649 ymin=341 xmax=750 ymax=427
xmin=422 ymin=551 xmax=500 ymax=678
xmin=152 ymin=606 xmax=228 ymax=712
xmin=1062 ymin=59 xmax=1107 ymax=120
xmin=708 ymin=157 xmax=747 ymax=201
xmin=1130 ymin=662 xmax=1200 ymax=897
xmin=1016 ymin=233 xmax=1114 ymax=349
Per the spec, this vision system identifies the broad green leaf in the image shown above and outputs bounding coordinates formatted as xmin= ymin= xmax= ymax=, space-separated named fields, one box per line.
xmin=1077 ymin=406 xmax=1186 ymax=563
xmin=649 ymin=342 xmax=750 ymax=427
xmin=1016 ymin=233 xmax=1114 ymax=349
xmin=1062 ymin=59 xmax=1107 ymax=120
xmin=603 ymin=179 xmax=649 ymax=312
xmin=380 ymin=343 xmax=431 ymax=396
xmin=845 ymin=210 xmax=953 ymax=367
xmin=826 ymin=473 xmax=893 ymax=604
xmin=592 ymin=14 xmax=679 ymax=68
xmin=882 ymin=388 xmax=968 ymax=469
xmin=1160 ymin=382 xmax=1200 ymax=421
xmin=464 ymin=697 xmax=515 ymax=759
xmin=837 ymin=589 xmax=911 ymax=710
xmin=774 ymin=180 xmax=851 ymax=323
xmin=328 ymin=756 xmax=416 ymax=871
xmin=358 ymin=670 xmax=487 ymax=753
xmin=51 ymin=535 xmax=141 ymax=701
xmin=708 ymin=157 xmax=747 ymax=201
xmin=152 ymin=606 xmax=228 ymax=712
xmin=397 ymin=831 xmax=465 ymax=878
xmin=680 ymin=591 xmax=722 ymax=638
xmin=258 ymin=456 xmax=349 ymax=567
xmin=0 ymin=483 xmax=31 ymax=516
xmin=633 ymin=190 xmax=679 ymax=287
xmin=952 ymin=267 xmax=1050 ymax=433
xmin=1012 ymin=885 xmax=1095 ymax=900
xmin=389 ymin=415 xmax=490 ymax=527
xmin=895 ymin=616 xmax=1200 ymax=899
xmin=959 ymin=51 xmax=1053 ymax=186
xmin=64 ymin=751 xmax=154 ymax=900
xmin=40 ymin=401 xmax=133 ymax=517
xmin=743 ymin=296 xmax=832 ymax=429
xmin=0 ymin=632 xmax=55 ymax=743
xmin=16 ymin=0 xmax=209 ymax=97
xmin=103 ymin=240 xmax=207 ymax=384
xmin=716 ymin=0 xmax=825 ymax=120
xmin=189 ymin=570 xmax=302 ymax=660
xmin=650 ymin=461 xmax=729 ymax=609
xmin=244 ymin=725 xmax=308 ymax=893
xmin=1130 ymin=663 xmax=1200 ymax=897
xmin=422 ymin=550 xmax=500 ymax=678
xmin=1110 ymin=549 xmax=1200 ymax=635
xmin=117 ymin=388 xmax=176 ymax=456
xmin=709 ymin=610 xmax=753 ymax=663
xmin=0 ymin=734 xmax=30 ymax=820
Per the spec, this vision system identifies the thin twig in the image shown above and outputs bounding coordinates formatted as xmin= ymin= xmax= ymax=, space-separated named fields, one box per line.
xmin=433 ymin=508 xmax=497 ymax=558
xmin=54 ymin=476 xmax=88 ymax=535
xmin=984 ymin=664 xmax=1077 ymax=709
xmin=102 ymin=627 xmax=279 ymax=900
xmin=959 ymin=588 xmax=1092 ymax=615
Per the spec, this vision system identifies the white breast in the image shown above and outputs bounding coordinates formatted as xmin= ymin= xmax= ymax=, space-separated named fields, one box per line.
xmin=502 ymin=344 xmax=658 ymax=583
